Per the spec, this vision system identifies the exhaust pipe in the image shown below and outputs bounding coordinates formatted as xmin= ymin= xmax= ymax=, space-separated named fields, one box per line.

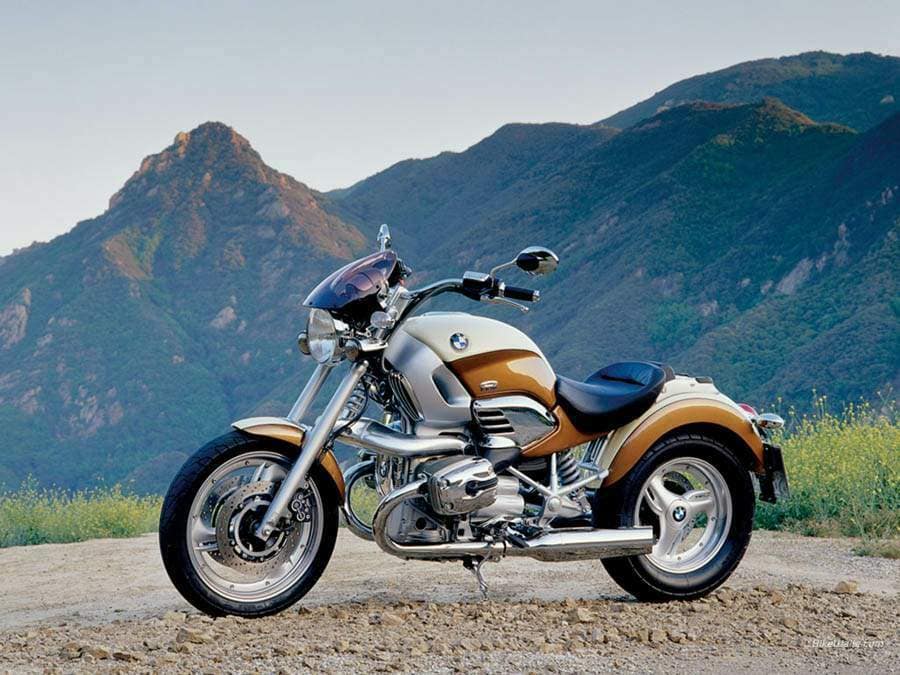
xmin=340 ymin=419 xmax=467 ymax=457
xmin=505 ymin=527 xmax=654 ymax=561
xmin=373 ymin=479 xmax=506 ymax=560
xmin=340 ymin=459 xmax=376 ymax=541
xmin=372 ymin=478 xmax=655 ymax=562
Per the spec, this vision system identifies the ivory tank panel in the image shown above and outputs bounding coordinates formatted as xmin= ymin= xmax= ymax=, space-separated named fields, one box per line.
xmin=400 ymin=313 xmax=548 ymax=364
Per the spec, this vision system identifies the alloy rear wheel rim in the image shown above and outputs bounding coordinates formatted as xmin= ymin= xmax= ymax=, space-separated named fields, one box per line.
xmin=634 ymin=456 xmax=732 ymax=574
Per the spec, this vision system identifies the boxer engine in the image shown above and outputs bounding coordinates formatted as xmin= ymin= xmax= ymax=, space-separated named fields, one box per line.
xmin=371 ymin=453 xmax=526 ymax=545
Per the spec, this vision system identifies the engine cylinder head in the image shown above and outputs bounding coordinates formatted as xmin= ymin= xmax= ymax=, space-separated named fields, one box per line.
xmin=419 ymin=456 xmax=498 ymax=516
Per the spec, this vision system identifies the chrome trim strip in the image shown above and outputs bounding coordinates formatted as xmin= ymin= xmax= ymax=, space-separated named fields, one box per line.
xmin=473 ymin=395 xmax=555 ymax=423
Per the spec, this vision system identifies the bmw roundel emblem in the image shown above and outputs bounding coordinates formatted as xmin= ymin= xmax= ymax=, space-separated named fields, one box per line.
xmin=450 ymin=332 xmax=469 ymax=351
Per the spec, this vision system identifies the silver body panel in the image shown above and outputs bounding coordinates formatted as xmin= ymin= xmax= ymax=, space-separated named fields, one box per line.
xmin=382 ymin=326 xmax=472 ymax=435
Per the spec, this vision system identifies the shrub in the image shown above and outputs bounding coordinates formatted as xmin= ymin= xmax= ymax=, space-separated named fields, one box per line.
xmin=755 ymin=397 xmax=899 ymax=546
xmin=0 ymin=478 xmax=161 ymax=548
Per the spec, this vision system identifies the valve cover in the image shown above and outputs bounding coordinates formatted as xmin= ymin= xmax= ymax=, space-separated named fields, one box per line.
xmin=420 ymin=456 xmax=498 ymax=516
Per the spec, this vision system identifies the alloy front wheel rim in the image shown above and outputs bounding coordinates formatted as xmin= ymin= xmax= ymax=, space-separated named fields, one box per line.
xmin=186 ymin=450 xmax=323 ymax=603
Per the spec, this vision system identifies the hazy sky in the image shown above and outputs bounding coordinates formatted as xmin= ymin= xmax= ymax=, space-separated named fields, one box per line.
xmin=1 ymin=1 xmax=898 ymax=255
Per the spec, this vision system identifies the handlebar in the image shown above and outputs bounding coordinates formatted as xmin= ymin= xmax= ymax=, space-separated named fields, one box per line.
xmin=407 ymin=273 xmax=539 ymax=313
xmin=498 ymin=283 xmax=540 ymax=303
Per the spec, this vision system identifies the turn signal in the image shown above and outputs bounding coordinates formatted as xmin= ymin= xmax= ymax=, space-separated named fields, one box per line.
xmin=344 ymin=338 xmax=362 ymax=361
xmin=297 ymin=331 xmax=311 ymax=355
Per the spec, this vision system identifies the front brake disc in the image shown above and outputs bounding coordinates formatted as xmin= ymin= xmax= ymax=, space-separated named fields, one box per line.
xmin=214 ymin=481 xmax=304 ymax=579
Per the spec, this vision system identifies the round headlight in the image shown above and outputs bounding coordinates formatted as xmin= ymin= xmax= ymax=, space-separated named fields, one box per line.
xmin=307 ymin=309 xmax=340 ymax=363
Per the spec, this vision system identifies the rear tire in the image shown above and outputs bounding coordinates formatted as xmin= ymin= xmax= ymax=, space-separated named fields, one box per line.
xmin=159 ymin=431 xmax=339 ymax=617
xmin=594 ymin=433 xmax=754 ymax=601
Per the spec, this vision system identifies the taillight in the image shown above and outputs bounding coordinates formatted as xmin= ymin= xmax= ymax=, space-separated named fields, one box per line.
xmin=738 ymin=403 xmax=758 ymax=418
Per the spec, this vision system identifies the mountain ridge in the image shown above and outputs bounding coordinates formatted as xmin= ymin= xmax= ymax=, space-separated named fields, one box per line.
xmin=1 ymin=53 xmax=898 ymax=492
xmin=601 ymin=51 xmax=899 ymax=131
xmin=0 ymin=122 xmax=366 ymax=489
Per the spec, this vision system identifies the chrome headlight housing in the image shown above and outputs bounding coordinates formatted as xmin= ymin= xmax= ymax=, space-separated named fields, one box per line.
xmin=306 ymin=308 xmax=342 ymax=364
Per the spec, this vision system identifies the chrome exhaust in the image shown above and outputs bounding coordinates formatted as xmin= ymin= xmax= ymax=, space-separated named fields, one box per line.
xmin=339 ymin=419 xmax=467 ymax=457
xmin=505 ymin=527 xmax=654 ymax=561
xmin=372 ymin=478 xmax=655 ymax=562
xmin=340 ymin=459 xmax=376 ymax=541
xmin=373 ymin=479 xmax=506 ymax=560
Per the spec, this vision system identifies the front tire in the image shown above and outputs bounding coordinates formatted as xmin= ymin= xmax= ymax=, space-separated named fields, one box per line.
xmin=595 ymin=433 xmax=755 ymax=601
xmin=159 ymin=431 xmax=339 ymax=617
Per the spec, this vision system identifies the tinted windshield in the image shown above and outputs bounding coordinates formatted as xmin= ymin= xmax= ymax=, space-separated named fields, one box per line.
xmin=304 ymin=251 xmax=399 ymax=312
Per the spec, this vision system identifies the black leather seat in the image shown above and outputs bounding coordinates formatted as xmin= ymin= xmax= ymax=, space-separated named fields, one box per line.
xmin=556 ymin=361 xmax=671 ymax=435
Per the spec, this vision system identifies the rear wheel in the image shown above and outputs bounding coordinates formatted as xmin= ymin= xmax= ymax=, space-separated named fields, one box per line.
xmin=159 ymin=431 xmax=339 ymax=617
xmin=595 ymin=433 xmax=754 ymax=601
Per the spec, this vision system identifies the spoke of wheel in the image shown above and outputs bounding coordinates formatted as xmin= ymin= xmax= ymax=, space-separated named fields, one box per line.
xmin=645 ymin=474 xmax=680 ymax=516
xmin=191 ymin=521 xmax=219 ymax=552
xmin=655 ymin=520 xmax=683 ymax=559
xmin=684 ymin=488 xmax=714 ymax=519
xmin=251 ymin=462 xmax=268 ymax=482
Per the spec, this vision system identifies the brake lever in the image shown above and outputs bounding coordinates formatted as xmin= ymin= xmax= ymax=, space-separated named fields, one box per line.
xmin=483 ymin=295 xmax=530 ymax=313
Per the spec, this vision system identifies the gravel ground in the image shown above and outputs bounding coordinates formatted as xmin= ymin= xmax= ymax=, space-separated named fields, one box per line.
xmin=0 ymin=530 xmax=897 ymax=673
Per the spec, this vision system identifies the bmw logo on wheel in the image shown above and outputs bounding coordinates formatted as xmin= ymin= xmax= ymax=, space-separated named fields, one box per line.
xmin=450 ymin=332 xmax=469 ymax=351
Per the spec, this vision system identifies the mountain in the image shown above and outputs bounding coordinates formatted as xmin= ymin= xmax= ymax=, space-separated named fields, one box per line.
xmin=2 ymin=53 xmax=898 ymax=492
xmin=0 ymin=123 xmax=365 ymax=490
xmin=602 ymin=51 xmax=900 ymax=132
xmin=334 ymin=100 xmax=899 ymax=408
xmin=331 ymin=122 xmax=620 ymax=257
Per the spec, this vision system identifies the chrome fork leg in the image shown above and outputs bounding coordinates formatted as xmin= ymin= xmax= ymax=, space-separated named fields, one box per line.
xmin=256 ymin=361 xmax=369 ymax=539
xmin=287 ymin=363 xmax=333 ymax=424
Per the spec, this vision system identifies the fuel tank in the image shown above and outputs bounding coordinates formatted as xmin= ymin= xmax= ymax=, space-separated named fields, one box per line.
xmin=383 ymin=312 xmax=558 ymax=436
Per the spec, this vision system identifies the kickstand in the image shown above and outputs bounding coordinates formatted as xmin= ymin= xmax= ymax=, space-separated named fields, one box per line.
xmin=463 ymin=557 xmax=489 ymax=599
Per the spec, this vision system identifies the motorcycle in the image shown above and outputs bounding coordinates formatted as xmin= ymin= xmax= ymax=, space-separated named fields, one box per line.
xmin=159 ymin=225 xmax=789 ymax=617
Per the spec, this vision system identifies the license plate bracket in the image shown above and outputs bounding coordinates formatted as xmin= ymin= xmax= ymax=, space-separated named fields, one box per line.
xmin=758 ymin=443 xmax=790 ymax=503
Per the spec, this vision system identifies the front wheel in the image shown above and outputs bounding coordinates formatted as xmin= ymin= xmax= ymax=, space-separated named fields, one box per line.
xmin=595 ymin=433 xmax=755 ymax=601
xmin=159 ymin=431 xmax=339 ymax=617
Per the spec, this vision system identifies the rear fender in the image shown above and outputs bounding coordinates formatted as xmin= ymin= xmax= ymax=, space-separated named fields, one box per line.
xmin=599 ymin=396 xmax=764 ymax=486
xmin=232 ymin=416 xmax=346 ymax=499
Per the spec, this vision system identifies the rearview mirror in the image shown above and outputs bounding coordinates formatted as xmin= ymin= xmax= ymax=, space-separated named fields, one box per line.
xmin=515 ymin=246 xmax=559 ymax=276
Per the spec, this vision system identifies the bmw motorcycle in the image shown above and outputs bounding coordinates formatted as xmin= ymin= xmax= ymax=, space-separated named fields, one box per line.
xmin=160 ymin=225 xmax=789 ymax=617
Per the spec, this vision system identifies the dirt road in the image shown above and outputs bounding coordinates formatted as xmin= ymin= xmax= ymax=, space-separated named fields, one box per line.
xmin=0 ymin=530 xmax=896 ymax=672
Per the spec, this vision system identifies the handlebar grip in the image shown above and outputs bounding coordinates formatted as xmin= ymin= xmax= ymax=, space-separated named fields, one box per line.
xmin=501 ymin=284 xmax=540 ymax=302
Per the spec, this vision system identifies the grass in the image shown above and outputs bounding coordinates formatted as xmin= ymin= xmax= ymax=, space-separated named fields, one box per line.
xmin=1 ymin=399 xmax=896 ymax=556
xmin=0 ymin=479 xmax=161 ymax=548
xmin=754 ymin=397 xmax=899 ymax=555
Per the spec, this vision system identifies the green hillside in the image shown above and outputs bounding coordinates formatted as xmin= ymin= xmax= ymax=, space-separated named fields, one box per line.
xmin=1 ymin=53 xmax=898 ymax=493
xmin=602 ymin=51 xmax=900 ymax=131
xmin=335 ymin=99 xmax=899 ymax=405
xmin=0 ymin=123 xmax=365 ymax=491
